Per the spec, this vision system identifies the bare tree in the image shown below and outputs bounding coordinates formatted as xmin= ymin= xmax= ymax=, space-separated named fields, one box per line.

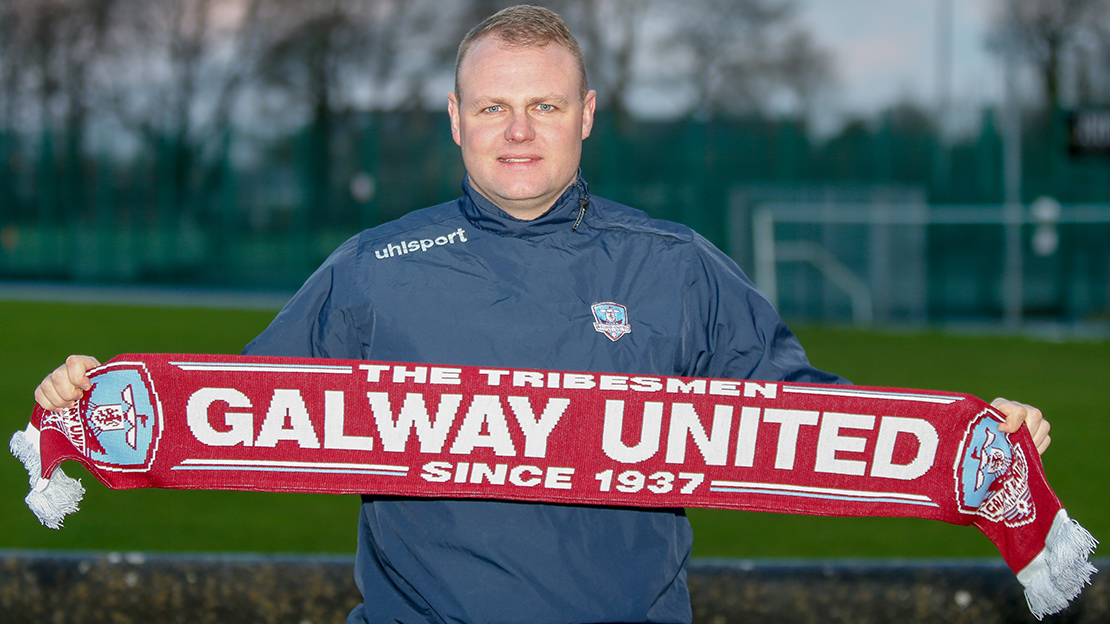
xmin=0 ymin=0 xmax=121 ymax=225
xmin=253 ymin=0 xmax=462 ymax=122
xmin=1093 ymin=15 xmax=1110 ymax=103
xmin=87 ymin=0 xmax=266 ymax=228
xmin=774 ymin=29 xmax=834 ymax=119
xmin=642 ymin=0 xmax=834 ymax=120
xmin=553 ymin=0 xmax=650 ymax=122
xmin=0 ymin=0 xmax=21 ymax=132
xmin=988 ymin=0 xmax=1110 ymax=110
xmin=0 ymin=0 xmax=21 ymax=222
xmin=250 ymin=0 xmax=459 ymax=222
xmin=453 ymin=0 xmax=831 ymax=122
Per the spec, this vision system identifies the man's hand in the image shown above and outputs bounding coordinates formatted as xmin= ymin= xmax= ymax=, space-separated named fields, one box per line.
xmin=34 ymin=355 xmax=101 ymax=412
xmin=993 ymin=397 xmax=1051 ymax=456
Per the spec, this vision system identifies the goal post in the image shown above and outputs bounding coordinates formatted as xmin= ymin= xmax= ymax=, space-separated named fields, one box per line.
xmin=736 ymin=195 xmax=1110 ymax=327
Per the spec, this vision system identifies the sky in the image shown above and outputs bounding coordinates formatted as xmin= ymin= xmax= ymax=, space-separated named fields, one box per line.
xmin=612 ymin=0 xmax=1017 ymax=134
xmin=798 ymin=0 xmax=1007 ymax=130
xmin=212 ymin=0 xmax=1021 ymax=136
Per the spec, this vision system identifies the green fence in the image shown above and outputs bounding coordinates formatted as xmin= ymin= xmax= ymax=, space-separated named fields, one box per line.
xmin=2 ymin=108 xmax=1108 ymax=322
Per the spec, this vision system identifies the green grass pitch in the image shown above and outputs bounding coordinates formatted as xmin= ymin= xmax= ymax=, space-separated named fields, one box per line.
xmin=2 ymin=300 xmax=1106 ymax=559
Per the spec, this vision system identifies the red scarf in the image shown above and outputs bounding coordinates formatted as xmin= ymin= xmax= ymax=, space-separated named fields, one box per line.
xmin=10 ymin=353 xmax=1097 ymax=619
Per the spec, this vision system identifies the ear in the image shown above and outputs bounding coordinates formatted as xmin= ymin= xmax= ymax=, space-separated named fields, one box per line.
xmin=581 ymin=90 xmax=597 ymax=140
xmin=448 ymin=93 xmax=462 ymax=147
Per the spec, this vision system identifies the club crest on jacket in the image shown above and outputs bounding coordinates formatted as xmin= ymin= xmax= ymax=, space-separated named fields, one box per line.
xmin=591 ymin=302 xmax=631 ymax=342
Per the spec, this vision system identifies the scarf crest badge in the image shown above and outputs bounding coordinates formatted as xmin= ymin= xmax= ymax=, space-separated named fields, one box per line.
xmin=956 ymin=409 xmax=1035 ymax=528
xmin=40 ymin=361 xmax=163 ymax=472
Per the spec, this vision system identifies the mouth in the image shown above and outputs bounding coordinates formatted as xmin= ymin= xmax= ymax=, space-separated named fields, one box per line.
xmin=498 ymin=157 xmax=538 ymax=164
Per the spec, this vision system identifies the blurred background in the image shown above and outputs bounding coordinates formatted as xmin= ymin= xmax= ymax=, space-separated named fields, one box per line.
xmin=1 ymin=0 xmax=1109 ymax=328
xmin=2 ymin=1 xmax=1109 ymax=587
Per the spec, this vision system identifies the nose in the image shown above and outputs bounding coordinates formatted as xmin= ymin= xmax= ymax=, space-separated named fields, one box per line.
xmin=505 ymin=110 xmax=536 ymax=142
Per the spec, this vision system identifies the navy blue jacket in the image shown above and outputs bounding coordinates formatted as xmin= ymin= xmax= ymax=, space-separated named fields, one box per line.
xmin=245 ymin=176 xmax=842 ymax=623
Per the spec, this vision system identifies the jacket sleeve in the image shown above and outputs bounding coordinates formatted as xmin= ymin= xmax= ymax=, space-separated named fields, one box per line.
xmin=679 ymin=233 xmax=847 ymax=385
xmin=243 ymin=234 xmax=367 ymax=360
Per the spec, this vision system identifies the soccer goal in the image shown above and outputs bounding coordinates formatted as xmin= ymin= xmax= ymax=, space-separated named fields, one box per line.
xmin=729 ymin=186 xmax=1110 ymax=326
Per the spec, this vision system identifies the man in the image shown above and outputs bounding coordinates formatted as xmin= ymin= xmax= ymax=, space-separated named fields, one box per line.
xmin=36 ymin=5 xmax=1051 ymax=623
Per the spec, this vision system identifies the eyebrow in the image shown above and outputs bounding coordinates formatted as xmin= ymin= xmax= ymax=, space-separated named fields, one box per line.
xmin=530 ymin=94 xmax=570 ymax=107
xmin=471 ymin=93 xmax=571 ymax=110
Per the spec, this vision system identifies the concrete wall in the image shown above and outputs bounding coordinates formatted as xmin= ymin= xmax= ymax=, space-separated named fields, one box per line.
xmin=1 ymin=551 xmax=1105 ymax=623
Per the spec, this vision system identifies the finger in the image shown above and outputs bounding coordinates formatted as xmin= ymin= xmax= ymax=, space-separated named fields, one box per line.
xmin=992 ymin=397 xmax=1053 ymax=456
xmin=992 ymin=398 xmax=1026 ymax=433
xmin=34 ymin=385 xmax=57 ymax=411
xmin=65 ymin=355 xmax=100 ymax=391
xmin=1030 ymin=418 xmax=1051 ymax=451
xmin=1026 ymin=407 xmax=1046 ymax=436
xmin=37 ymin=370 xmax=75 ymax=411
xmin=48 ymin=366 xmax=83 ymax=403
xmin=36 ymin=356 xmax=98 ymax=412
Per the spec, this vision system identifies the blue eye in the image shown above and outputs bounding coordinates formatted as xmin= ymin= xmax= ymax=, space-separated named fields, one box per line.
xmin=484 ymin=105 xmax=504 ymax=113
xmin=537 ymin=104 xmax=555 ymax=112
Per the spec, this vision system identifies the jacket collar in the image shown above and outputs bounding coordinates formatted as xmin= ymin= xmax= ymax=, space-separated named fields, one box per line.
xmin=459 ymin=173 xmax=589 ymax=238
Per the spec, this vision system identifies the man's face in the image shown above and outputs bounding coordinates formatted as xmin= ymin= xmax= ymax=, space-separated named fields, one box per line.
xmin=449 ymin=37 xmax=596 ymax=221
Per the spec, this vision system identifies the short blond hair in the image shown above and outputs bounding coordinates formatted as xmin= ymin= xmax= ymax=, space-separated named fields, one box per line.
xmin=454 ymin=4 xmax=588 ymax=102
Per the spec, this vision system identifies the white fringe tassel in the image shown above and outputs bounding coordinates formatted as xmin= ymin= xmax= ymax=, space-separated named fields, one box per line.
xmin=1018 ymin=508 xmax=1099 ymax=620
xmin=4 ymin=424 xmax=1100 ymax=617
xmin=9 ymin=424 xmax=85 ymax=530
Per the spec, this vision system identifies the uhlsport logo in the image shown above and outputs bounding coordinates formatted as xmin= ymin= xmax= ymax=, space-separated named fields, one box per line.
xmin=592 ymin=302 xmax=631 ymax=342
xmin=374 ymin=228 xmax=468 ymax=259
xmin=40 ymin=362 xmax=163 ymax=472
xmin=955 ymin=409 xmax=1035 ymax=527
